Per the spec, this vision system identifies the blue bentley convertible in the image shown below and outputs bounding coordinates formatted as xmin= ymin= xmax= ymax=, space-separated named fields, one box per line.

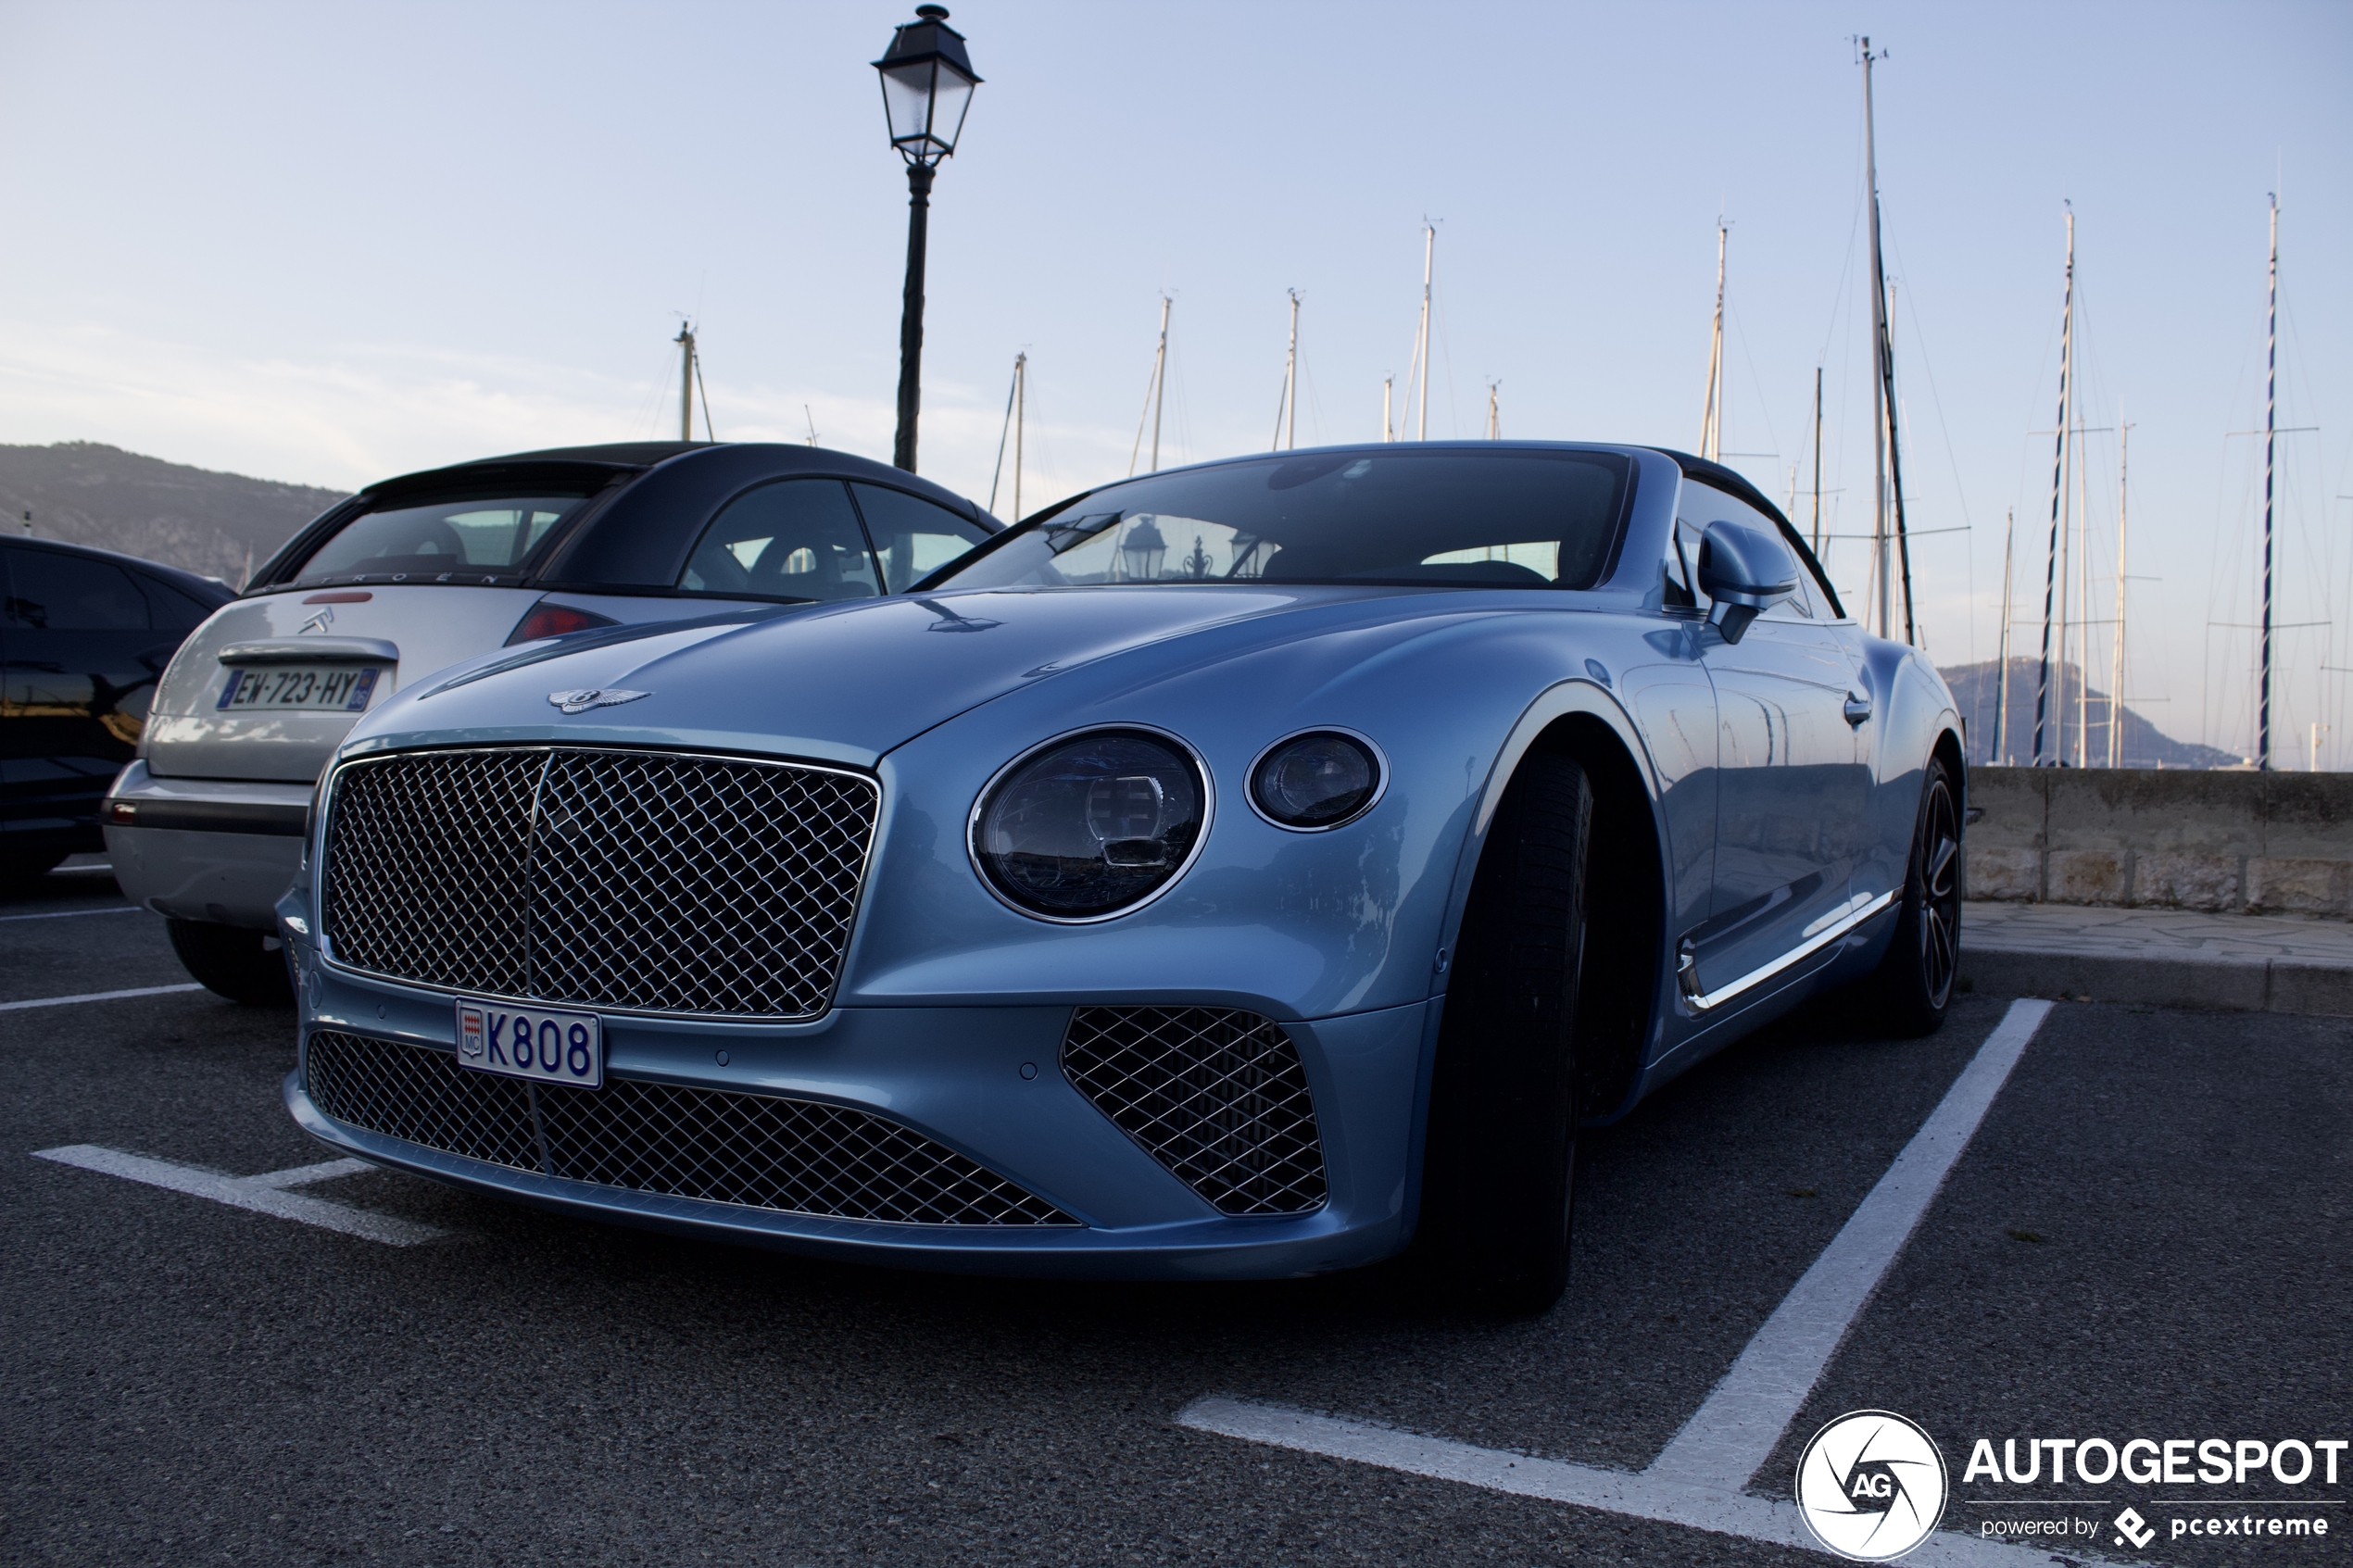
xmin=277 ymin=443 xmax=1963 ymax=1310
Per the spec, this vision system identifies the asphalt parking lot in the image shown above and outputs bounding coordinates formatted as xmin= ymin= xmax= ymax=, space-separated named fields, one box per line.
xmin=6 ymin=857 xmax=2347 ymax=1567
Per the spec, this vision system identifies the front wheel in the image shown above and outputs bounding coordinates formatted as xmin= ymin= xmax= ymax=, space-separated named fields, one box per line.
xmin=167 ymin=918 xmax=294 ymax=1006
xmin=1414 ymin=750 xmax=1592 ymax=1315
xmin=1860 ymin=755 xmax=1961 ymax=1036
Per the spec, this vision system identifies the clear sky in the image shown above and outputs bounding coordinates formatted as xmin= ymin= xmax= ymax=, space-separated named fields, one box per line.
xmin=4 ymin=0 xmax=2348 ymax=763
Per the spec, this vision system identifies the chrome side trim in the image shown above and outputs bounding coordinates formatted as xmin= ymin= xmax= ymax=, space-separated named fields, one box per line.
xmin=1680 ymin=889 xmax=1896 ymax=1013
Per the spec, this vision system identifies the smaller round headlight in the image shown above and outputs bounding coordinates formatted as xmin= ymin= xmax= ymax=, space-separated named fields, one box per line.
xmin=1249 ymin=730 xmax=1382 ymax=830
xmin=972 ymin=728 xmax=1207 ymax=921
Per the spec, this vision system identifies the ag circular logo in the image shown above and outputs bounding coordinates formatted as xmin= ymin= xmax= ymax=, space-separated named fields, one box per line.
xmin=1794 ymin=1410 xmax=1949 ymax=1561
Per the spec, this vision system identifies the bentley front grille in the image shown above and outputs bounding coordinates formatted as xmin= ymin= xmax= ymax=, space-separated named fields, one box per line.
xmin=322 ymin=746 xmax=877 ymax=1018
xmin=1061 ymin=1006 xmax=1327 ymax=1216
xmin=305 ymin=1031 xmax=1076 ymax=1226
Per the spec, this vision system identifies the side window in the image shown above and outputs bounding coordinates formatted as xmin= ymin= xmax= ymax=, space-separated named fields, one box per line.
xmin=849 ymin=483 xmax=989 ymax=593
xmin=3 ymin=547 xmax=150 ymax=630
xmin=678 ymin=480 xmax=879 ymax=602
xmin=1677 ymin=482 xmax=1839 ymax=622
xmin=1661 ymin=517 xmax=1707 ymax=612
xmin=137 ymin=575 xmax=214 ymax=632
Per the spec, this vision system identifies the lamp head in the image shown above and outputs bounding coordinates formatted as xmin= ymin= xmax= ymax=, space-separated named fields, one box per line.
xmin=873 ymin=6 xmax=980 ymax=168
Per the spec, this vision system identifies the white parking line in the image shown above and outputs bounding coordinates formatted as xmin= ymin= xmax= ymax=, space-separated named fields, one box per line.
xmin=1178 ymin=1399 xmax=2058 ymax=1564
xmin=0 ymin=905 xmax=144 ymax=922
xmin=1180 ymin=997 xmax=2060 ymax=1562
xmin=32 ymin=1145 xmax=451 ymax=1246
xmin=1646 ymin=997 xmax=2055 ymax=1488
xmin=0 ymin=984 xmax=206 ymax=1011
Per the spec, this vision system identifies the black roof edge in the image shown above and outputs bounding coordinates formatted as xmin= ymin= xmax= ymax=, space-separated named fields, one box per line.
xmin=1645 ymin=447 xmax=1794 ymax=527
xmin=6 ymin=533 xmax=238 ymax=598
xmin=364 ymin=442 xmax=712 ymax=499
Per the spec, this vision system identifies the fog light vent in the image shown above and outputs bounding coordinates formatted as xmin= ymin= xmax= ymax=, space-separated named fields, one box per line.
xmin=1061 ymin=1006 xmax=1327 ymax=1216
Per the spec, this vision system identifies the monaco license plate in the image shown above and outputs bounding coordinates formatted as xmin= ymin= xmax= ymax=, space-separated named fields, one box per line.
xmin=216 ymin=665 xmax=383 ymax=712
xmin=455 ymin=999 xmax=603 ymax=1089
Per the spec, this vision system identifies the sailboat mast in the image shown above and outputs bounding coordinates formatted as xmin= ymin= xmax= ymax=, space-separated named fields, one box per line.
xmin=1811 ymin=366 xmax=1824 ymax=556
xmin=2075 ymin=407 xmax=2094 ymax=767
xmin=1415 ymin=223 xmax=1435 ymax=442
xmin=1701 ymin=224 xmax=1727 ymax=461
xmin=1278 ymin=290 xmax=1301 ymax=451
xmin=2259 ymin=195 xmax=2278 ymax=770
xmin=2033 ymin=210 xmax=2075 ymax=768
xmin=988 ymin=352 xmax=1020 ymax=515
xmin=674 ymin=322 xmax=697 ymax=442
xmin=1886 ymin=285 xmax=1917 ymax=644
xmin=1382 ymin=377 xmax=1394 ymax=443
xmin=2111 ymin=418 xmax=2131 ymax=767
xmin=1013 ymin=351 xmax=1026 ymax=521
xmin=1994 ymin=508 xmax=2015 ymax=764
xmin=1861 ymin=42 xmax=1889 ymax=637
xmin=1151 ymin=295 xmax=1171 ymax=473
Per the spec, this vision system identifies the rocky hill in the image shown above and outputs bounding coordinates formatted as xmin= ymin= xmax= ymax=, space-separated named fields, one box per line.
xmin=0 ymin=442 xmax=348 ymax=588
xmin=1937 ymin=658 xmax=2242 ymax=770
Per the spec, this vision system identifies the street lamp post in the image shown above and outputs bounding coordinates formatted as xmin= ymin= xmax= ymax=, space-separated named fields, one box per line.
xmin=873 ymin=5 xmax=980 ymax=474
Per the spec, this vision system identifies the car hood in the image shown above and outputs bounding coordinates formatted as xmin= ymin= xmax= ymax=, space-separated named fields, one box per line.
xmin=347 ymin=586 xmax=1460 ymax=767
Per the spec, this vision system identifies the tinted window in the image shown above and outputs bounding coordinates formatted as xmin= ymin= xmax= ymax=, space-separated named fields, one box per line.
xmin=3 ymin=547 xmax=149 ymax=630
xmin=678 ymin=480 xmax=879 ymax=601
xmin=293 ymin=489 xmax=594 ymax=586
xmin=137 ymin=575 xmax=215 ymax=631
xmin=936 ymin=449 xmax=1629 ymax=592
xmin=1661 ymin=518 xmax=1705 ymax=612
xmin=850 ymin=483 xmax=988 ymax=593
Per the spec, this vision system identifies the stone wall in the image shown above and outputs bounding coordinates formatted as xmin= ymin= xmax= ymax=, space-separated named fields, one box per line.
xmin=1965 ymin=767 xmax=2353 ymax=919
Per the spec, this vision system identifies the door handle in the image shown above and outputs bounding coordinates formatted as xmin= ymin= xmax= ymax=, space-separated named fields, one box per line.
xmin=1843 ymin=692 xmax=1873 ymax=726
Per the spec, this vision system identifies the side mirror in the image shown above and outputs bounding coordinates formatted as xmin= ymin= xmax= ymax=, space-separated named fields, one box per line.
xmin=1696 ymin=518 xmax=1798 ymax=644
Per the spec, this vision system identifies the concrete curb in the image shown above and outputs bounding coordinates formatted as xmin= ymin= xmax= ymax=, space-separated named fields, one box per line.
xmin=1959 ymin=944 xmax=2353 ymax=1018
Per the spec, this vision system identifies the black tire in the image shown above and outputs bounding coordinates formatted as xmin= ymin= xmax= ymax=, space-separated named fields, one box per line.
xmin=1861 ymin=755 xmax=1962 ymax=1037
xmin=1415 ymin=750 xmax=1592 ymax=1315
xmin=167 ymin=918 xmax=294 ymax=1006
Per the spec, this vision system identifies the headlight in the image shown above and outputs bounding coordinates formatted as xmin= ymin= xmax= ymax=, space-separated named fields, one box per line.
xmin=1248 ymin=730 xmax=1383 ymax=831
xmin=970 ymin=728 xmax=1208 ymax=921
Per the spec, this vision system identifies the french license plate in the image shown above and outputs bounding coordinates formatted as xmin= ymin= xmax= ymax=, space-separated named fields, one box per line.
xmin=455 ymin=999 xmax=603 ymax=1089
xmin=216 ymin=665 xmax=383 ymax=712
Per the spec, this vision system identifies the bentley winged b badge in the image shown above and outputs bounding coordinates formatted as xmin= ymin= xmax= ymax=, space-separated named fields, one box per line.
xmin=547 ymin=689 xmax=650 ymax=715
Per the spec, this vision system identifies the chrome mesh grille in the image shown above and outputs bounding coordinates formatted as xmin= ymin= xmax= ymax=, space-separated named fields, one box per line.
xmin=305 ymin=1031 xmax=1076 ymax=1226
xmin=1061 ymin=1006 xmax=1327 ymax=1216
xmin=323 ymin=746 xmax=878 ymax=1017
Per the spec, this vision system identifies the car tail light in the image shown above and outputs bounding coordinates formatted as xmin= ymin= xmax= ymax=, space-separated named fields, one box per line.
xmin=506 ymin=601 xmax=620 ymax=646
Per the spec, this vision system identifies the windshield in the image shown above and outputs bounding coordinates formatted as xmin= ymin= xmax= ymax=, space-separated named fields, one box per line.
xmin=933 ymin=448 xmax=1630 ymax=593
xmin=292 ymin=488 xmax=598 ymax=587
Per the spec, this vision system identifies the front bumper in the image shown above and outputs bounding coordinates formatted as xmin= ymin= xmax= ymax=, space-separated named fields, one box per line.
xmin=285 ymin=956 xmax=1433 ymax=1280
xmin=104 ymin=761 xmax=308 ymax=929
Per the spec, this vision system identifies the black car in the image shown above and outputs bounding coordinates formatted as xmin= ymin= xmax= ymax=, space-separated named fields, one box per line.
xmin=2 ymin=537 xmax=233 ymax=880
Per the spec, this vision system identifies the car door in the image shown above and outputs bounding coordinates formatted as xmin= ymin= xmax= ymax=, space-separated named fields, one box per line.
xmin=1622 ymin=509 xmax=1723 ymax=949
xmin=1 ymin=545 xmax=181 ymax=854
xmin=1670 ymin=487 xmax=1869 ymax=1001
